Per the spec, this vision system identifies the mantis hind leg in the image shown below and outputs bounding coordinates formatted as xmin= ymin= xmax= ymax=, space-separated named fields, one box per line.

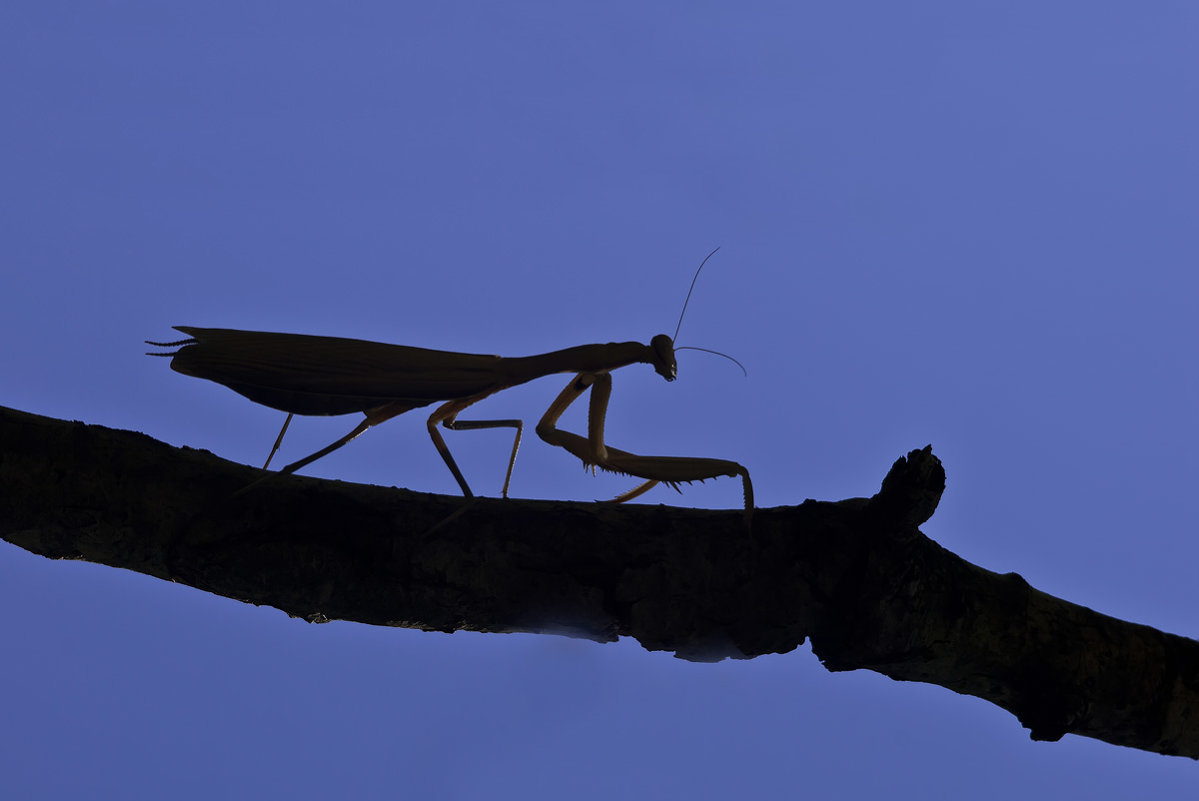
xmin=239 ymin=400 xmax=419 ymax=496
xmin=274 ymin=418 xmax=372 ymax=478
xmin=232 ymin=417 xmax=373 ymax=498
xmin=262 ymin=413 xmax=293 ymax=469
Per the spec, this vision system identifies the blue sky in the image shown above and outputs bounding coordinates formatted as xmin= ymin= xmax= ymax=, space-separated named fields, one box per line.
xmin=2 ymin=3 xmax=1197 ymax=797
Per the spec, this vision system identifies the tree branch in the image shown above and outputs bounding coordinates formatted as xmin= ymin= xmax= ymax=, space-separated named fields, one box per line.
xmin=2 ymin=405 xmax=1197 ymax=758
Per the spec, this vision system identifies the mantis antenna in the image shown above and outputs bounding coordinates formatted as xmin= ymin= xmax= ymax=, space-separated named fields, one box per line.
xmin=672 ymin=247 xmax=720 ymax=342
xmin=671 ymin=247 xmax=748 ymax=377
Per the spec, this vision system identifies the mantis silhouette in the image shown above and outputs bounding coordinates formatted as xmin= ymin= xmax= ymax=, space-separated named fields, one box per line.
xmin=147 ymin=251 xmax=752 ymax=512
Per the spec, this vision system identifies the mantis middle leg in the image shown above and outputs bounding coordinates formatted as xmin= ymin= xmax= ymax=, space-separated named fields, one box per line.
xmin=535 ymin=372 xmax=754 ymax=512
xmin=426 ymin=394 xmax=523 ymax=499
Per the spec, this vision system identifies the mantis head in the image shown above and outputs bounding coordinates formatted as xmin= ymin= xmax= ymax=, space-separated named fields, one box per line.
xmin=649 ymin=334 xmax=678 ymax=382
xmin=654 ymin=248 xmax=746 ymax=381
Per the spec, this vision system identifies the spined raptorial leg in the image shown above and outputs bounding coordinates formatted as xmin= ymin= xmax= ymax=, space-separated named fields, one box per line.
xmin=535 ymin=372 xmax=753 ymax=513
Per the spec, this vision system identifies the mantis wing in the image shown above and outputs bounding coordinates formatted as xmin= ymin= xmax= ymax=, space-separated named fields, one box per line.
xmin=163 ymin=327 xmax=512 ymax=416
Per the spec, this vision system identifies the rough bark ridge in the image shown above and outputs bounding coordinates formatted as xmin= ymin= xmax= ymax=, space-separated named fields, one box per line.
xmin=2 ymin=405 xmax=1197 ymax=758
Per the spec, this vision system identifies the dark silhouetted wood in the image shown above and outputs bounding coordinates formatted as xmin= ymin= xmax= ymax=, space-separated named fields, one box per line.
xmin=2 ymin=405 xmax=1196 ymax=758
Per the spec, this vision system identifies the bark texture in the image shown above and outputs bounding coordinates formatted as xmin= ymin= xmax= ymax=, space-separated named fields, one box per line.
xmin=2 ymin=405 xmax=1197 ymax=758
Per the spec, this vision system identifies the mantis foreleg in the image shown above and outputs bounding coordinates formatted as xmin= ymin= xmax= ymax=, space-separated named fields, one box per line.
xmin=535 ymin=372 xmax=754 ymax=512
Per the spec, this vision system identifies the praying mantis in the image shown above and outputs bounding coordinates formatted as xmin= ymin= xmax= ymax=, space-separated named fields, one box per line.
xmin=146 ymin=251 xmax=752 ymax=512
